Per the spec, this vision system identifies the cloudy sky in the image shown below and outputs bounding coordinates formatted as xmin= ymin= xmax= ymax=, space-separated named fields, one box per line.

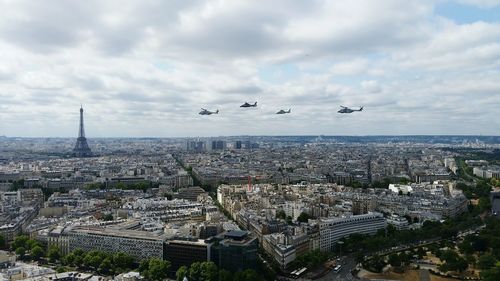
xmin=0 ymin=0 xmax=499 ymax=137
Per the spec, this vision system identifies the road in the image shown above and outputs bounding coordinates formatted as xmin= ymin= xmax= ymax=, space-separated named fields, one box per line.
xmin=316 ymin=256 xmax=356 ymax=281
xmin=277 ymin=224 xmax=485 ymax=281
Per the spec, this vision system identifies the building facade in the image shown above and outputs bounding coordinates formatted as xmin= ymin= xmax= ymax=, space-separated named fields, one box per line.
xmin=319 ymin=212 xmax=387 ymax=252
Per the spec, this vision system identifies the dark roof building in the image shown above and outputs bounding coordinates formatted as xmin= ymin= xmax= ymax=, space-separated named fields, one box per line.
xmin=210 ymin=230 xmax=258 ymax=272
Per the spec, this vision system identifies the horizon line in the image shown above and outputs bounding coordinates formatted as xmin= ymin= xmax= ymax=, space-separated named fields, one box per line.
xmin=2 ymin=134 xmax=500 ymax=139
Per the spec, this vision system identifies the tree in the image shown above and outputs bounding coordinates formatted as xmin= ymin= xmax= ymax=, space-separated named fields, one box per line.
xmin=479 ymin=196 xmax=492 ymax=212
xmin=276 ymin=210 xmax=286 ymax=220
xmin=386 ymin=224 xmax=397 ymax=237
xmin=115 ymin=182 xmax=127 ymax=190
xmin=458 ymin=240 xmax=474 ymax=255
xmin=98 ymin=258 xmax=113 ymax=275
xmin=364 ymin=255 xmax=386 ymax=273
xmin=188 ymin=261 xmax=202 ymax=281
xmin=233 ymin=269 xmax=260 ymax=281
xmin=73 ymin=252 xmax=84 ymax=267
xmin=15 ymin=247 xmax=26 ymax=260
xmin=297 ymin=212 xmax=312 ymax=223
xmin=176 ymin=265 xmax=189 ymax=281
xmin=47 ymin=246 xmax=61 ymax=263
xmin=31 ymin=245 xmax=45 ymax=261
xmin=27 ymin=239 xmax=41 ymax=250
xmin=438 ymin=250 xmax=468 ymax=273
xmin=472 ymin=237 xmax=489 ymax=252
xmin=219 ymin=269 xmax=232 ymax=281
xmin=140 ymin=258 xmax=170 ymax=281
xmin=0 ymin=234 xmax=6 ymax=250
xmin=200 ymin=261 xmax=218 ymax=281
xmin=63 ymin=253 xmax=75 ymax=266
xmin=56 ymin=266 xmax=69 ymax=273
xmin=113 ymin=252 xmax=135 ymax=272
xmin=478 ymin=254 xmax=497 ymax=270
xmin=102 ymin=213 xmax=114 ymax=221
xmin=388 ymin=253 xmax=401 ymax=267
xmin=465 ymin=255 xmax=476 ymax=268
xmin=416 ymin=247 xmax=427 ymax=259
xmin=481 ymin=264 xmax=500 ymax=281
xmin=12 ymin=235 xmax=29 ymax=250
xmin=148 ymin=259 xmax=171 ymax=281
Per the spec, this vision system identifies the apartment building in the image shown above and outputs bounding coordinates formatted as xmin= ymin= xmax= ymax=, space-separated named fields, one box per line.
xmin=319 ymin=212 xmax=387 ymax=252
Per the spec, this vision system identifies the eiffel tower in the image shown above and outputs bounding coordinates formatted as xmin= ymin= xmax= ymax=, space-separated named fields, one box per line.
xmin=73 ymin=106 xmax=92 ymax=157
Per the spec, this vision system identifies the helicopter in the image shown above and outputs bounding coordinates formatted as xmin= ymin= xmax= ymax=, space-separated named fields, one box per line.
xmin=338 ymin=106 xmax=363 ymax=114
xmin=240 ymin=102 xmax=258 ymax=108
xmin=276 ymin=109 xmax=291 ymax=114
xmin=199 ymin=108 xmax=219 ymax=115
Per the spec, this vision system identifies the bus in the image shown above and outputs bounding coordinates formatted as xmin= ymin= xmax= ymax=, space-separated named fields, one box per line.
xmin=289 ymin=267 xmax=307 ymax=279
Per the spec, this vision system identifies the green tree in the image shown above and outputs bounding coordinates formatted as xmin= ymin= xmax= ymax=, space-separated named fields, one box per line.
xmin=388 ymin=253 xmax=401 ymax=267
xmin=481 ymin=264 xmax=500 ymax=281
xmin=458 ymin=239 xmax=474 ymax=255
xmin=11 ymin=235 xmax=29 ymax=250
xmin=113 ymin=252 xmax=135 ymax=272
xmin=479 ymin=196 xmax=492 ymax=212
xmin=27 ymin=239 xmax=41 ymax=250
xmin=276 ymin=210 xmax=286 ymax=220
xmin=465 ymin=255 xmax=476 ymax=268
xmin=15 ymin=246 xmax=26 ymax=260
xmin=416 ymin=247 xmax=427 ymax=259
xmin=188 ymin=261 xmax=202 ymax=281
xmin=176 ymin=265 xmax=189 ymax=281
xmin=140 ymin=258 xmax=170 ymax=281
xmin=73 ymin=253 xmax=84 ymax=267
xmin=102 ymin=213 xmax=114 ymax=221
xmin=234 ymin=269 xmax=260 ymax=281
xmin=200 ymin=261 xmax=218 ymax=281
xmin=478 ymin=254 xmax=497 ymax=270
xmin=47 ymin=246 xmax=61 ymax=263
xmin=84 ymin=251 xmax=104 ymax=269
xmin=438 ymin=250 xmax=468 ymax=273
xmin=63 ymin=253 xmax=75 ymax=266
xmin=0 ymin=234 xmax=5 ymax=249
xmin=364 ymin=255 xmax=386 ymax=273
xmin=56 ymin=266 xmax=69 ymax=273
xmin=472 ymin=236 xmax=489 ymax=252
xmin=98 ymin=258 xmax=113 ymax=275
xmin=31 ymin=245 xmax=45 ymax=261
xmin=218 ymin=269 xmax=232 ymax=281
xmin=297 ymin=212 xmax=312 ymax=223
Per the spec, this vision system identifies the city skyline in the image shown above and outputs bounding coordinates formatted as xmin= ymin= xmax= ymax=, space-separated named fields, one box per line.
xmin=0 ymin=1 xmax=499 ymax=137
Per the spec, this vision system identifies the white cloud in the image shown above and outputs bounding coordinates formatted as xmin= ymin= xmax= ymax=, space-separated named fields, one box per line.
xmin=361 ymin=80 xmax=382 ymax=93
xmin=0 ymin=0 xmax=499 ymax=136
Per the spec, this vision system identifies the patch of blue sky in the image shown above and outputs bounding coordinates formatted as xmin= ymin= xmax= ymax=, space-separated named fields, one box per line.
xmin=435 ymin=1 xmax=500 ymax=24
xmin=152 ymin=61 xmax=174 ymax=71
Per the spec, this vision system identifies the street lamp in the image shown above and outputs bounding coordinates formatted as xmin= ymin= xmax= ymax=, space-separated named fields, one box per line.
xmin=337 ymin=241 xmax=344 ymax=259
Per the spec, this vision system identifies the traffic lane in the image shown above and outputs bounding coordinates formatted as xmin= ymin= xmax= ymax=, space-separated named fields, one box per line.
xmin=316 ymin=256 xmax=356 ymax=281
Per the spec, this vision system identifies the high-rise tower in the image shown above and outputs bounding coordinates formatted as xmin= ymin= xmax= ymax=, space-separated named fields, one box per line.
xmin=73 ymin=106 xmax=92 ymax=157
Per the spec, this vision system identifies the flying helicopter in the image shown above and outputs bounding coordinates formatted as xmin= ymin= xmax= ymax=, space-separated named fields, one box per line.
xmin=199 ymin=108 xmax=219 ymax=115
xmin=338 ymin=106 xmax=363 ymax=114
xmin=240 ymin=102 xmax=257 ymax=108
xmin=276 ymin=109 xmax=291 ymax=114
